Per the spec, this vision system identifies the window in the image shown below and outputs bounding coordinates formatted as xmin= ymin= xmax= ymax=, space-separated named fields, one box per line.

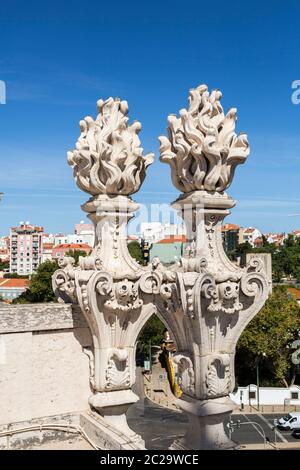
xmin=249 ymin=391 xmax=256 ymax=399
xmin=291 ymin=392 xmax=299 ymax=400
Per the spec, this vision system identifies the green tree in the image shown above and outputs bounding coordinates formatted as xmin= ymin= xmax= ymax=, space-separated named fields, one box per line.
xmin=64 ymin=249 xmax=89 ymax=266
xmin=236 ymin=241 xmax=253 ymax=255
xmin=128 ymin=241 xmax=144 ymax=264
xmin=138 ymin=315 xmax=165 ymax=356
xmin=13 ymin=260 xmax=58 ymax=304
xmin=3 ymin=273 xmax=29 ymax=279
xmin=0 ymin=260 xmax=9 ymax=271
xmin=236 ymin=286 xmax=300 ymax=387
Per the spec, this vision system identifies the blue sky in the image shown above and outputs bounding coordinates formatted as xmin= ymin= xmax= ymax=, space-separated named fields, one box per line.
xmin=0 ymin=0 xmax=300 ymax=236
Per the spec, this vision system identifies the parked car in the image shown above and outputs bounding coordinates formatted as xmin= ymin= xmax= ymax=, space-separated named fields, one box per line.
xmin=291 ymin=428 xmax=300 ymax=439
xmin=277 ymin=412 xmax=300 ymax=430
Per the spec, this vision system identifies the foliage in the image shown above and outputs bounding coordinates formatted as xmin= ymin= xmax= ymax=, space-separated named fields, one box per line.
xmin=3 ymin=273 xmax=29 ymax=279
xmin=0 ymin=260 xmax=9 ymax=271
xmin=64 ymin=249 xmax=88 ymax=266
xmin=236 ymin=286 xmax=300 ymax=387
xmin=128 ymin=241 xmax=144 ymax=264
xmin=229 ymin=235 xmax=300 ymax=283
xmin=138 ymin=315 xmax=166 ymax=357
xmin=13 ymin=260 xmax=58 ymax=304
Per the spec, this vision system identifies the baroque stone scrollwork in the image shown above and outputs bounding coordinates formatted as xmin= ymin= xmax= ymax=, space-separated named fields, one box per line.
xmin=53 ymin=84 xmax=269 ymax=451
xmin=173 ymin=354 xmax=195 ymax=397
xmin=156 ymin=84 xmax=269 ymax=450
xmin=52 ymin=95 xmax=158 ymax=450
xmin=205 ymin=354 xmax=231 ymax=398
xmin=105 ymin=348 xmax=130 ymax=390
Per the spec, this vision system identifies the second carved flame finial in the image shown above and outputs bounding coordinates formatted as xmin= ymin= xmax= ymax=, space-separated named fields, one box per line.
xmin=68 ymin=97 xmax=154 ymax=197
xmin=159 ymin=84 xmax=250 ymax=193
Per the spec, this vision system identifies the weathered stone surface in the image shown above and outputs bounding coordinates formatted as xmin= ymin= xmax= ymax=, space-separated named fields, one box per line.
xmin=0 ymin=303 xmax=92 ymax=427
xmin=53 ymin=85 xmax=269 ymax=450
xmin=0 ymin=303 xmax=88 ymax=334
xmin=0 ymin=413 xmax=81 ymax=450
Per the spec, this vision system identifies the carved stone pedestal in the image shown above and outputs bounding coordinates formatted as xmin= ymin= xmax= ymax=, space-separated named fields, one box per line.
xmin=54 ymin=84 xmax=269 ymax=450
xmin=53 ymin=96 xmax=155 ymax=449
xmin=89 ymin=389 xmax=140 ymax=441
xmin=171 ymin=396 xmax=237 ymax=450
xmin=80 ymin=410 xmax=145 ymax=450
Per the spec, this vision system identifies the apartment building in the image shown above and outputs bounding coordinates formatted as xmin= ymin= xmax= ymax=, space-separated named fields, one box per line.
xmin=9 ymin=223 xmax=44 ymax=275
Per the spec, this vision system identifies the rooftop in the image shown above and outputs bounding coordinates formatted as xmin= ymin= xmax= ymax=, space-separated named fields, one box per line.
xmin=157 ymin=235 xmax=187 ymax=244
xmin=0 ymin=278 xmax=30 ymax=288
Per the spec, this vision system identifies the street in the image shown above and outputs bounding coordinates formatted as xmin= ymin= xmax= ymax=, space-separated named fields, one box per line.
xmin=128 ymin=397 xmax=300 ymax=449
xmin=227 ymin=413 xmax=299 ymax=446
xmin=127 ymin=368 xmax=300 ymax=450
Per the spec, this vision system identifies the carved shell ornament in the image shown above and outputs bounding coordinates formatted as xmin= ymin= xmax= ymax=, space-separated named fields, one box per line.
xmin=68 ymin=97 xmax=154 ymax=196
xmin=159 ymin=84 xmax=250 ymax=192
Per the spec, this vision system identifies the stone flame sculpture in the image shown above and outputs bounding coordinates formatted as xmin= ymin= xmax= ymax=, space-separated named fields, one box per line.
xmin=67 ymin=97 xmax=153 ymax=196
xmin=53 ymin=86 xmax=269 ymax=450
xmin=159 ymin=84 xmax=249 ymax=192
xmin=53 ymin=97 xmax=156 ymax=449
xmin=156 ymin=84 xmax=269 ymax=449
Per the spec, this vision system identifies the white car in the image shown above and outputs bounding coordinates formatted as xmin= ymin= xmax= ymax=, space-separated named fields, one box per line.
xmin=277 ymin=412 xmax=300 ymax=430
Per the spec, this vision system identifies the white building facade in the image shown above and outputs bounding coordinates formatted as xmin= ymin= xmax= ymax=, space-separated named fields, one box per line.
xmin=9 ymin=223 xmax=44 ymax=275
xmin=231 ymin=384 xmax=300 ymax=407
xmin=141 ymin=222 xmax=186 ymax=243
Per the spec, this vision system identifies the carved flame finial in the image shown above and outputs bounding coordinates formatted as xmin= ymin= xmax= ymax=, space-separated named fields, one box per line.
xmin=68 ymin=97 xmax=154 ymax=196
xmin=159 ymin=84 xmax=250 ymax=193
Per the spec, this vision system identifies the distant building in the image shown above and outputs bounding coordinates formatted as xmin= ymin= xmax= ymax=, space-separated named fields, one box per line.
xmin=9 ymin=223 xmax=44 ymax=275
xmin=150 ymin=235 xmax=187 ymax=264
xmin=0 ymin=236 xmax=10 ymax=262
xmin=41 ymin=243 xmax=55 ymax=263
xmin=44 ymin=222 xmax=95 ymax=248
xmin=0 ymin=278 xmax=30 ymax=301
xmin=74 ymin=221 xmax=95 ymax=247
xmin=231 ymin=384 xmax=300 ymax=408
xmin=240 ymin=227 xmax=262 ymax=247
xmin=141 ymin=222 xmax=186 ymax=243
xmin=265 ymin=232 xmax=287 ymax=246
xmin=75 ymin=221 xmax=94 ymax=235
xmin=52 ymin=243 xmax=91 ymax=259
xmin=221 ymin=223 xmax=240 ymax=252
xmin=292 ymin=230 xmax=300 ymax=237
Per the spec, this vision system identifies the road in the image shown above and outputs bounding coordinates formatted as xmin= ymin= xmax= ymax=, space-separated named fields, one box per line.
xmin=227 ymin=413 xmax=299 ymax=446
xmin=128 ymin=371 xmax=300 ymax=449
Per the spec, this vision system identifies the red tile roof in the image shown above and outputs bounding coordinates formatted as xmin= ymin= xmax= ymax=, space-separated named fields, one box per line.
xmin=158 ymin=235 xmax=187 ymax=244
xmin=54 ymin=243 xmax=91 ymax=249
xmin=0 ymin=278 xmax=30 ymax=288
xmin=221 ymin=223 xmax=240 ymax=232
xmin=42 ymin=243 xmax=54 ymax=249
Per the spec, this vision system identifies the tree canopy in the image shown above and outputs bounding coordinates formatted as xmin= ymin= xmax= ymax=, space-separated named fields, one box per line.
xmin=13 ymin=260 xmax=58 ymax=304
xmin=236 ymin=286 xmax=300 ymax=387
xmin=64 ymin=249 xmax=88 ymax=266
xmin=128 ymin=241 xmax=144 ymax=264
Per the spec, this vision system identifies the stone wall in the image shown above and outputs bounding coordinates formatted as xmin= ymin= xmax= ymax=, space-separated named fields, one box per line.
xmin=0 ymin=303 xmax=92 ymax=427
